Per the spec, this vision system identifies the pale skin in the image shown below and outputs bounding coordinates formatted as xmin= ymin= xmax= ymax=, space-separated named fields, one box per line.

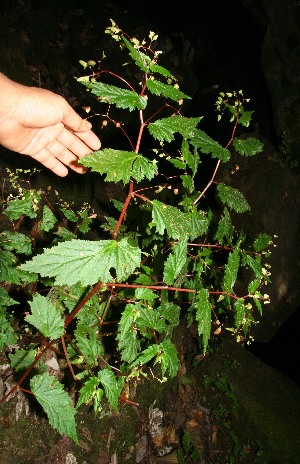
xmin=0 ymin=72 xmax=101 ymax=177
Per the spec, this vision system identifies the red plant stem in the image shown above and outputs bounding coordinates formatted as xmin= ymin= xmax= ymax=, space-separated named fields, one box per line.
xmin=193 ymin=114 xmax=240 ymax=206
xmin=64 ymin=281 xmax=104 ymax=329
xmin=104 ymin=282 xmax=241 ymax=300
xmin=112 ymin=179 xmax=134 ymax=239
xmin=61 ymin=335 xmax=77 ymax=381
xmin=132 ymin=192 xmax=152 ymax=203
xmin=193 ymin=159 xmax=220 ymax=205
xmin=186 ymin=242 xmax=261 ymax=256
xmin=18 ymin=387 xmax=34 ymax=395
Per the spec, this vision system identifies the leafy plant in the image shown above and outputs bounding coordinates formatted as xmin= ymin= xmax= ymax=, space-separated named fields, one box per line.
xmin=177 ymin=430 xmax=200 ymax=463
xmin=0 ymin=20 xmax=274 ymax=442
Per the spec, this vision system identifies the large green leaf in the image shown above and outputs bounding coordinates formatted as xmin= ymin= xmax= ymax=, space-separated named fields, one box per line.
xmin=20 ymin=238 xmax=141 ymax=286
xmin=148 ymin=116 xmax=202 ymax=143
xmin=191 ymin=129 xmax=231 ymax=162
xmin=77 ymin=79 xmax=147 ymax=111
xmin=146 ymin=79 xmax=191 ymax=102
xmin=81 ymin=149 xmax=157 ymax=184
xmin=31 ymin=373 xmax=78 ymax=442
xmin=26 ymin=294 xmax=64 ymax=339
xmin=217 ymin=183 xmax=250 ymax=213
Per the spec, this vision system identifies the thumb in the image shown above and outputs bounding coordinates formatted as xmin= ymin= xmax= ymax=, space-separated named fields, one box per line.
xmin=61 ymin=101 xmax=92 ymax=132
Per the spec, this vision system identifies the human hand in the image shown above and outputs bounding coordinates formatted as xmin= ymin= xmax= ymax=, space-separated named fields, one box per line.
xmin=0 ymin=73 xmax=101 ymax=176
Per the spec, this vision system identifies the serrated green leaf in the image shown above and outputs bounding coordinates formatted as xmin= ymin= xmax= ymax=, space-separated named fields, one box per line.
xmin=98 ymin=368 xmax=124 ymax=411
xmin=156 ymin=339 xmax=179 ymax=377
xmin=146 ymin=79 xmax=191 ymax=102
xmin=195 ymin=288 xmax=211 ymax=353
xmin=61 ymin=208 xmax=77 ymax=222
xmin=26 ymin=294 xmax=64 ymax=339
xmin=134 ymin=287 xmax=158 ymax=302
xmin=233 ymin=137 xmax=264 ymax=156
xmin=4 ymin=191 xmax=41 ymax=220
xmin=137 ymin=308 xmax=167 ymax=334
xmin=55 ymin=227 xmax=77 ymax=241
xmin=75 ymin=324 xmax=104 ymax=365
xmin=131 ymin=344 xmax=161 ymax=367
xmin=157 ymin=302 xmax=180 ymax=327
xmin=168 ymin=158 xmax=187 ymax=170
xmin=223 ymin=248 xmax=240 ymax=293
xmin=151 ymin=200 xmax=189 ymax=240
xmin=217 ymin=183 xmax=250 ymax=213
xmin=56 ymin=283 xmax=104 ymax=326
xmin=149 ymin=62 xmax=175 ymax=79
xmin=0 ymin=250 xmax=19 ymax=283
xmin=253 ymin=234 xmax=272 ymax=252
xmin=163 ymin=237 xmax=188 ymax=285
xmin=81 ymin=149 xmax=156 ymax=184
xmin=9 ymin=348 xmax=38 ymax=372
xmin=0 ymin=231 xmax=32 ymax=255
xmin=77 ymin=376 xmax=100 ymax=409
xmin=31 ymin=372 xmax=78 ymax=442
xmin=181 ymin=139 xmax=199 ymax=177
xmin=234 ymin=299 xmax=245 ymax=328
xmin=121 ymin=36 xmax=176 ymax=79
xmin=189 ymin=210 xmax=209 ymax=240
xmin=238 ymin=111 xmax=253 ymax=127
xmin=243 ymin=254 xmax=262 ymax=278
xmin=214 ymin=207 xmax=233 ymax=244
xmin=0 ymin=306 xmax=17 ymax=349
xmin=248 ymin=278 xmax=261 ymax=294
xmin=20 ymin=238 xmax=141 ymax=286
xmin=253 ymin=297 xmax=262 ymax=315
xmin=121 ymin=35 xmax=149 ymax=72
xmin=148 ymin=116 xmax=202 ymax=143
xmin=0 ymin=287 xmax=19 ymax=306
xmin=191 ymin=129 xmax=231 ymax=162
xmin=40 ymin=205 xmax=57 ymax=232
xmin=117 ymin=303 xmax=141 ymax=363
xmin=78 ymin=79 xmax=147 ymax=111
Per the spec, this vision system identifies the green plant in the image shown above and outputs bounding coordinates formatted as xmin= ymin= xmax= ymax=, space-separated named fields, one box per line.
xmin=0 ymin=20 xmax=274 ymax=443
xmin=177 ymin=430 xmax=200 ymax=463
